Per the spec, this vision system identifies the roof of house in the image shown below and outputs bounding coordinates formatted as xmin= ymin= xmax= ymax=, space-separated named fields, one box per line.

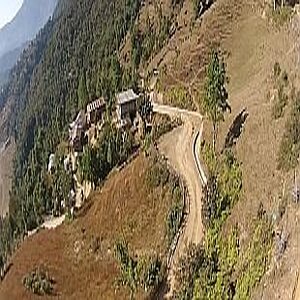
xmin=87 ymin=98 xmax=106 ymax=114
xmin=116 ymin=89 xmax=139 ymax=105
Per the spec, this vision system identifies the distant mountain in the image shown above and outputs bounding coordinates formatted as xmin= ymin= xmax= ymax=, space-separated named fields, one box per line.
xmin=0 ymin=43 xmax=28 ymax=86
xmin=0 ymin=0 xmax=57 ymax=86
xmin=0 ymin=0 xmax=57 ymax=58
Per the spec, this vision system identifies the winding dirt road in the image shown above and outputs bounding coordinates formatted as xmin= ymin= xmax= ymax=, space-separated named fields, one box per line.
xmin=153 ymin=103 xmax=206 ymax=296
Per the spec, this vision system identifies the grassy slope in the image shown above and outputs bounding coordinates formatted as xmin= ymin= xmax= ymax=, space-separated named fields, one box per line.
xmin=221 ymin=7 xmax=300 ymax=299
xmin=2 ymin=0 xmax=300 ymax=298
xmin=0 ymin=154 xmax=173 ymax=299
xmin=147 ymin=0 xmax=300 ymax=297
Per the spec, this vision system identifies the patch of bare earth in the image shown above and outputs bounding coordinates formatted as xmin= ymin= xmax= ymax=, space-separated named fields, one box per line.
xmin=0 ymin=154 xmax=173 ymax=299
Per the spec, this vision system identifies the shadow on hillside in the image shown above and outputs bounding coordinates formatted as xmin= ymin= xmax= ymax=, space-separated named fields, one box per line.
xmin=223 ymin=108 xmax=248 ymax=150
xmin=75 ymin=198 xmax=94 ymax=219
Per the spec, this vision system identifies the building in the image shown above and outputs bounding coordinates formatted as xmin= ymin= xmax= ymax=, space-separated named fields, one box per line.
xmin=69 ymin=110 xmax=86 ymax=152
xmin=48 ymin=154 xmax=55 ymax=173
xmin=86 ymin=98 xmax=106 ymax=125
xmin=116 ymin=89 xmax=139 ymax=122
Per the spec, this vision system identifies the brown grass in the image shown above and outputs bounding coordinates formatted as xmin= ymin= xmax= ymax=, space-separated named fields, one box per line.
xmin=0 ymin=154 xmax=173 ymax=299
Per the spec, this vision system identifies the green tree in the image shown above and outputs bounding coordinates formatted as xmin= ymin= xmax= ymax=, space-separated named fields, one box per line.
xmin=203 ymin=50 xmax=230 ymax=152
xmin=77 ymin=73 xmax=89 ymax=109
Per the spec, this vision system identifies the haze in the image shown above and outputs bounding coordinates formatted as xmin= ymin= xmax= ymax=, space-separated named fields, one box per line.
xmin=0 ymin=0 xmax=23 ymax=29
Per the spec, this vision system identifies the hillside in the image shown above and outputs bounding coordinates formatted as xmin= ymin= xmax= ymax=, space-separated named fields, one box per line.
xmin=1 ymin=0 xmax=300 ymax=298
xmin=0 ymin=154 xmax=178 ymax=299
xmin=0 ymin=0 xmax=57 ymax=58
xmin=0 ymin=0 xmax=57 ymax=86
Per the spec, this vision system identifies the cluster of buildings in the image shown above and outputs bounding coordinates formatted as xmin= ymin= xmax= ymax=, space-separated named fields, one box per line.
xmin=69 ymin=89 xmax=140 ymax=152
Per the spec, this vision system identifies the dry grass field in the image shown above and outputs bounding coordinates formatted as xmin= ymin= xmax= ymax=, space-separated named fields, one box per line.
xmin=0 ymin=154 xmax=173 ymax=299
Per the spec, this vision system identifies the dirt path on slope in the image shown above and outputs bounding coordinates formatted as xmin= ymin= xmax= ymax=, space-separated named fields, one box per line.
xmin=155 ymin=104 xmax=204 ymax=296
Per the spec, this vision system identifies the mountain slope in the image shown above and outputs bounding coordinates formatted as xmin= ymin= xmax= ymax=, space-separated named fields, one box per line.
xmin=0 ymin=0 xmax=57 ymax=86
xmin=0 ymin=0 xmax=57 ymax=58
xmin=0 ymin=0 xmax=141 ymax=272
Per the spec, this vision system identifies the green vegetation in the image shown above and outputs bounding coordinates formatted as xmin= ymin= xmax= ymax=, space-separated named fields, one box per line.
xmin=130 ymin=5 xmax=173 ymax=69
xmin=166 ymin=85 xmax=197 ymax=111
xmin=201 ymin=141 xmax=217 ymax=177
xmin=202 ymin=150 xmax=242 ymax=231
xmin=203 ymin=50 xmax=231 ymax=152
xmin=114 ymin=238 xmax=162 ymax=299
xmin=146 ymin=154 xmax=185 ymax=248
xmin=269 ymin=4 xmax=294 ymax=27
xmin=78 ymin=124 xmax=134 ymax=186
xmin=51 ymin=152 xmax=74 ymax=217
xmin=0 ymin=0 xmax=141 ymax=277
xmin=23 ymin=267 xmax=55 ymax=296
xmin=174 ymin=149 xmax=272 ymax=299
xmin=278 ymin=90 xmax=300 ymax=171
xmin=146 ymin=155 xmax=171 ymax=189
xmin=272 ymin=62 xmax=289 ymax=119
xmin=166 ymin=182 xmax=184 ymax=246
xmin=173 ymin=52 xmax=273 ymax=299
xmin=77 ymin=73 xmax=89 ymax=109
xmin=234 ymin=213 xmax=273 ymax=300
xmin=152 ymin=114 xmax=182 ymax=141
xmin=173 ymin=157 xmax=242 ymax=300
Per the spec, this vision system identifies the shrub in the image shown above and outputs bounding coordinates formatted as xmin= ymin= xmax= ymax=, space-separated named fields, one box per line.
xmin=114 ymin=238 xmax=162 ymax=298
xmin=152 ymin=114 xmax=182 ymax=141
xmin=234 ymin=215 xmax=273 ymax=300
xmin=165 ymin=86 xmax=196 ymax=111
xmin=146 ymin=156 xmax=170 ymax=188
xmin=278 ymin=91 xmax=300 ymax=170
xmin=269 ymin=5 xmax=294 ymax=27
xmin=272 ymin=84 xmax=288 ymax=119
xmin=201 ymin=175 xmax=220 ymax=230
xmin=273 ymin=62 xmax=281 ymax=79
xmin=166 ymin=193 xmax=183 ymax=246
xmin=201 ymin=150 xmax=242 ymax=230
xmin=23 ymin=267 xmax=54 ymax=296
xmin=174 ymin=244 xmax=205 ymax=300
xmin=137 ymin=255 xmax=162 ymax=292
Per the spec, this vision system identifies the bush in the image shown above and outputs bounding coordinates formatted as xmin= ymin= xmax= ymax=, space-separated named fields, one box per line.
xmin=278 ymin=91 xmax=300 ymax=170
xmin=201 ymin=150 xmax=242 ymax=230
xmin=272 ymin=84 xmax=288 ymax=119
xmin=152 ymin=114 xmax=182 ymax=141
xmin=269 ymin=5 xmax=294 ymax=27
xmin=114 ymin=238 xmax=162 ymax=298
xmin=234 ymin=215 xmax=273 ymax=300
xmin=174 ymin=244 xmax=205 ymax=300
xmin=272 ymin=64 xmax=289 ymax=119
xmin=146 ymin=156 xmax=170 ymax=188
xmin=23 ymin=267 xmax=54 ymax=295
xmin=273 ymin=62 xmax=281 ymax=79
xmin=165 ymin=86 xmax=196 ymax=111
xmin=166 ymin=191 xmax=183 ymax=246
xmin=201 ymin=175 xmax=220 ymax=230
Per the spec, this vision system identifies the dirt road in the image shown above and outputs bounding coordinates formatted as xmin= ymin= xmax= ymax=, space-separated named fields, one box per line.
xmin=154 ymin=103 xmax=205 ymax=296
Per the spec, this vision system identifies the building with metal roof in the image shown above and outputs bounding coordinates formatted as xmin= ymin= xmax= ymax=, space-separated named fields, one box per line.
xmin=116 ymin=89 xmax=139 ymax=121
xmin=86 ymin=98 xmax=106 ymax=124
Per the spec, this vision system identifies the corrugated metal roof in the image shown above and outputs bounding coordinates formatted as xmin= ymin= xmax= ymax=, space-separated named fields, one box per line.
xmin=87 ymin=98 xmax=105 ymax=113
xmin=116 ymin=89 xmax=139 ymax=105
